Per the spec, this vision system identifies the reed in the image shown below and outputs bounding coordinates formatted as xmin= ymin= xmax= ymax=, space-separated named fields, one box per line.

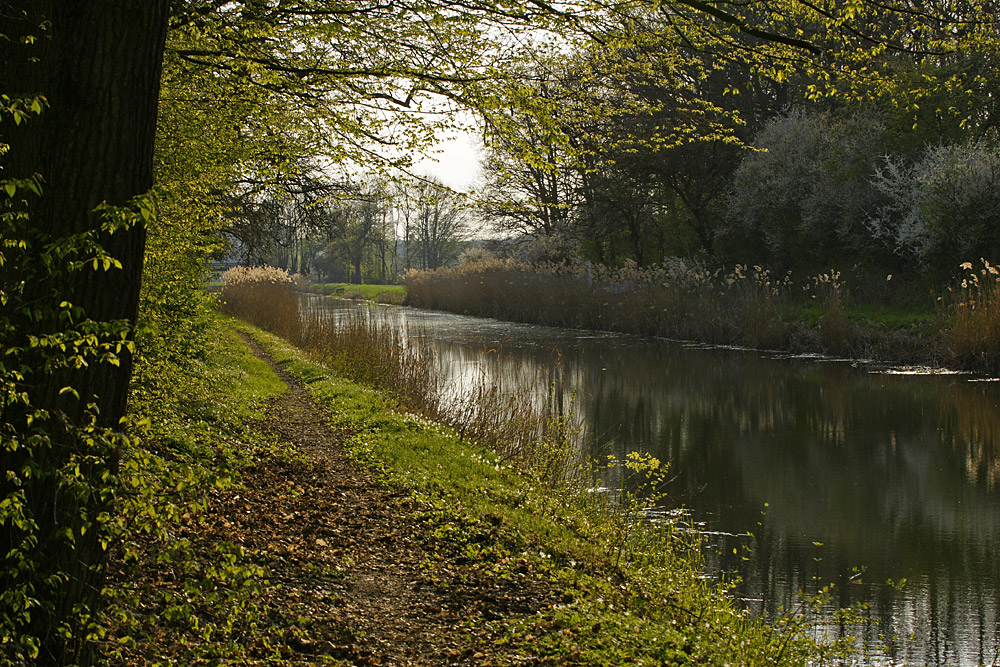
xmin=949 ymin=259 xmax=1000 ymax=371
xmin=219 ymin=266 xmax=299 ymax=341
xmin=406 ymin=259 xmax=801 ymax=348
xmin=299 ymin=308 xmax=438 ymax=414
xmin=407 ymin=259 xmax=998 ymax=368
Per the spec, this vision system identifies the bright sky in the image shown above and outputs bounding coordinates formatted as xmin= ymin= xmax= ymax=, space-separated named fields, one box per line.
xmin=413 ymin=130 xmax=484 ymax=192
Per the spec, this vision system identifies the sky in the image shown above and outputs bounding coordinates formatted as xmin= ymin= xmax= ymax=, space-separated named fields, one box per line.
xmin=413 ymin=130 xmax=484 ymax=192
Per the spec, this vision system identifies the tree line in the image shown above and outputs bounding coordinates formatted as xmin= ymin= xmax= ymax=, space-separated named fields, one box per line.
xmin=228 ymin=176 xmax=471 ymax=283
xmin=474 ymin=3 xmax=1000 ymax=280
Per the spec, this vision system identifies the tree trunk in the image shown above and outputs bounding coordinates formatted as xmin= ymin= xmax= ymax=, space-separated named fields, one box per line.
xmin=0 ymin=3 xmax=170 ymax=664
xmin=2 ymin=0 xmax=169 ymax=426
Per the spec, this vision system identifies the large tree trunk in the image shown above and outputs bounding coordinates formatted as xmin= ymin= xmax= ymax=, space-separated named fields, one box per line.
xmin=0 ymin=3 xmax=170 ymax=664
xmin=2 ymin=0 xmax=169 ymax=425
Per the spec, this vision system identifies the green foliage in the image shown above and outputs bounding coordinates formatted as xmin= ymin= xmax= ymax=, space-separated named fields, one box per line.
xmin=475 ymin=1 xmax=1000 ymax=277
xmin=0 ymin=172 xmax=152 ymax=663
xmin=1 ymin=23 xmax=155 ymax=662
xmin=103 ymin=322 xmax=290 ymax=665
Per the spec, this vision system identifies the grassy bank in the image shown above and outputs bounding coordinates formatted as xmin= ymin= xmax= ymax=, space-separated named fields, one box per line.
xmin=99 ymin=307 xmax=851 ymax=664
xmin=308 ymin=281 xmax=406 ymax=304
xmin=405 ymin=258 xmax=1000 ymax=374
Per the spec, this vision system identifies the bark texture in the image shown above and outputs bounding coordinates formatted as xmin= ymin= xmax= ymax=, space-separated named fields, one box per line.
xmin=2 ymin=0 xmax=169 ymax=424
xmin=1 ymin=3 xmax=169 ymax=664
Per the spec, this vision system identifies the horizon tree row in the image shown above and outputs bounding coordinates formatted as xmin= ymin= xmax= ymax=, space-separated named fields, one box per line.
xmin=223 ymin=176 xmax=475 ymax=283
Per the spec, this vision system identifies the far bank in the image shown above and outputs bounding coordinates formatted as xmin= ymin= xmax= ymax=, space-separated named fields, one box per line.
xmin=402 ymin=259 xmax=1000 ymax=375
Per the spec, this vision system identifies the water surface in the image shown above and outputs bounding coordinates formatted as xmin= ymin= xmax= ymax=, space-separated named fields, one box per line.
xmin=311 ymin=297 xmax=1000 ymax=665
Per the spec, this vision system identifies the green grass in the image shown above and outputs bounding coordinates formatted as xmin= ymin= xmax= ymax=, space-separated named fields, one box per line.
xmin=121 ymin=297 xmax=851 ymax=664
xmin=785 ymin=300 xmax=937 ymax=334
xmin=237 ymin=320 xmax=600 ymax=563
xmin=309 ymin=282 xmax=405 ymax=303
xmin=238 ymin=321 xmax=848 ymax=666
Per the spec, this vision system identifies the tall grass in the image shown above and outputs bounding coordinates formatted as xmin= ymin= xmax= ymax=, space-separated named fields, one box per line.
xmin=949 ymin=259 xmax=1000 ymax=371
xmin=406 ymin=259 xmax=804 ymax=348
xmin=406 ymin=259 xmax=956 ymax=366
xmin=220 ymin=266 xmax=300 ymax=341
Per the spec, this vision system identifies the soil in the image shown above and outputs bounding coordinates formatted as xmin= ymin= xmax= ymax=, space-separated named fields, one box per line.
xmin=111 ymin=335 xmax=561 ymax=665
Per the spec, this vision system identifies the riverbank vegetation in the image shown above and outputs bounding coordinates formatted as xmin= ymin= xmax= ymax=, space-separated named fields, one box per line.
xmin=5 ymin=0 xmax=997 ymax=663
xmin=307 ymin=282 xmax=407 ymax=304
xmin=406 ymin=258 xmax=1000 ymax=374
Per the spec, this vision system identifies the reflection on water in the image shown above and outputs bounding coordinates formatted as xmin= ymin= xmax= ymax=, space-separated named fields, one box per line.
xmin=307 ymin=296 xmax=1000 ymax=665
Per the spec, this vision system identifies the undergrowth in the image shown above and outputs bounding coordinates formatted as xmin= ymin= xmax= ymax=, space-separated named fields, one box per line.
xmin=101 ymin=322 xmax=294 ymax=665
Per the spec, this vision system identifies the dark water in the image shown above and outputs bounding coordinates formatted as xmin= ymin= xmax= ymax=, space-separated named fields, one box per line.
xmin=313 ymin=297 xmax=1000 ymax=665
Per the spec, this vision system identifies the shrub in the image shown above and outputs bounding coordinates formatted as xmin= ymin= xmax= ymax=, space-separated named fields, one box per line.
xmin=869 ymin=138 xmax=1000 ymax=267
xmin=726 ymin=110 xmax=887 ymax=269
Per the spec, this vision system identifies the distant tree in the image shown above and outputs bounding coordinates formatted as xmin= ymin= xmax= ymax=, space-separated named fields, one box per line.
xmin=869 ymin=136 xmax=1000 ymax=267
xmin=409 ymin=179 xmax=471 ymax=269
xmin=725 ymin=110 xmax=889 ymax=269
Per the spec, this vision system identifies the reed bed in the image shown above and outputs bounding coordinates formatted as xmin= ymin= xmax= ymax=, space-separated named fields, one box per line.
xmin=406 ymin=259 xmax=805 ymax=348
xmin=406 ymin=259 xmax=953 ymax=367
xmin=220 ymin=266 xmax=300 ymax=341
xmin=949 ymin=259 xmax=1000 ymax=372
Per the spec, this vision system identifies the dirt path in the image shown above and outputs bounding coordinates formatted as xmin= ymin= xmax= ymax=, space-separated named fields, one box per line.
xmin=225 ymin=334 xmax=557 ymax=665
xmin=107 ymin=334 xmax=560 ymax=665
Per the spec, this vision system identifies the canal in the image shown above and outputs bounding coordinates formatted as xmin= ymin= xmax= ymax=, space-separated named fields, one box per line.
xmin=311 ymin=296 xmax=1000 ymax=665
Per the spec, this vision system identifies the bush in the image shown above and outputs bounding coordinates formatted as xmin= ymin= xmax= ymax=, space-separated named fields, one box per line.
xmin=726 ymin=110 xmax=887 ymax=269
xmin=869 ymin=137 xmax=1000 ymax=267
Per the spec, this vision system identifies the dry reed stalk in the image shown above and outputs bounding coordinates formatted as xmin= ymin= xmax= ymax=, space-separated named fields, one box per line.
xmin=950 ymin=260 xmax=1000 ymax=371
xmin=406 ymin=260 xmax=798 ymax=349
